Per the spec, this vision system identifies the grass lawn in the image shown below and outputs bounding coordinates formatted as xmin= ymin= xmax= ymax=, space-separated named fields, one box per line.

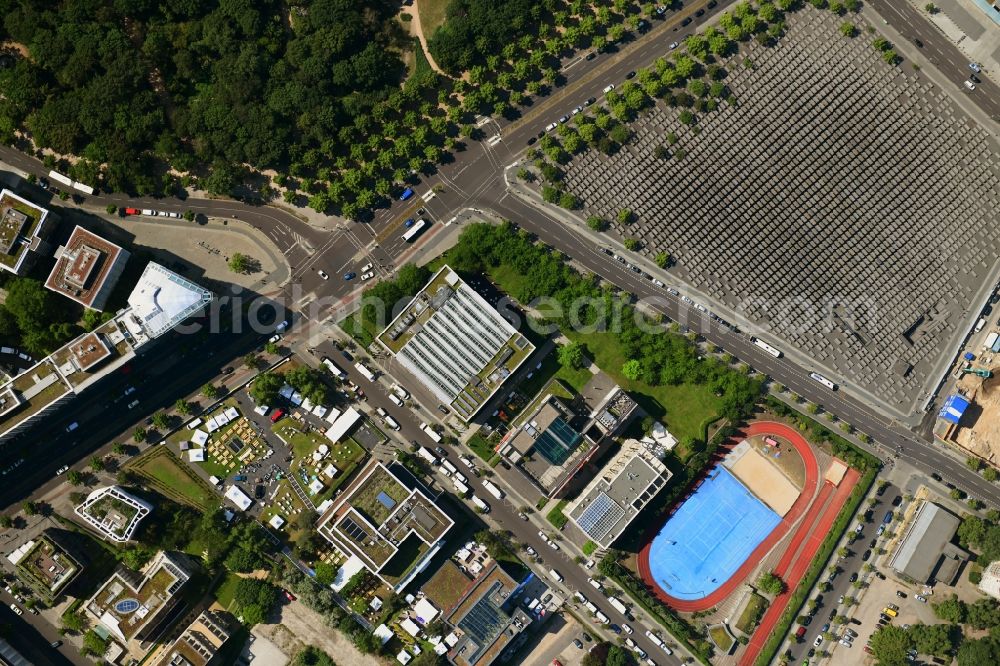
xmin=735 ymin=593 xmax=769 ymax=634
xmin=546 ymin=500 xmax=569 ymax=529
xmin=564 ymin=329 xmax=722 ymax=443
xmin=213 ymin=571 xmax=243 ymax=610
xmin=467 ymin=433 xmax=497 ymax=463
xmin=129 ymin=448 xmax=217 ymax=510
xmin=417 ymin=0 xmax=451 ymax=40
xmin=556 ymin=361 xmax=594 ymax=394
xmin=275 ymin=422 xmax=328 ymax=460
xmin=710 ymin=625 xmax=735 ymax=653
xmin=583 ymin=541 xmax=598 ymax=556
xmin=339 ymin=312 xmax=376 ymax=349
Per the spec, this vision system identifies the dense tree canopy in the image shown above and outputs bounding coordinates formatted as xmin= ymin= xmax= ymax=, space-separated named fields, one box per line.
xmin=428 ymin=0 xmax=542 ymax=74
xmin=0 ymin=0 xmax=408 ymax=194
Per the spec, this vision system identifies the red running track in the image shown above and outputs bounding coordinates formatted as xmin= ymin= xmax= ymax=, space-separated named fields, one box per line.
xmin=636 ymin=421 xmax=820 ymax=612
xmin=740 ymin=466 xmax=861 ymax=666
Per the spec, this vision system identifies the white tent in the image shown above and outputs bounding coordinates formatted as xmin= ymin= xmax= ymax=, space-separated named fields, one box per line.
xmin=413 ymin=598 xmax=439 ymax=625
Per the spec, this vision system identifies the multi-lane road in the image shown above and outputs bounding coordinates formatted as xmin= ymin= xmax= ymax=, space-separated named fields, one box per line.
xmin=1 ymin=0 xmax=998 ymax=659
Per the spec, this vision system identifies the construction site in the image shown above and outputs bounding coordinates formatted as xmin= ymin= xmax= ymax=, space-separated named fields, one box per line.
xmin=935 ymin=356 xmax=1000 ymax=467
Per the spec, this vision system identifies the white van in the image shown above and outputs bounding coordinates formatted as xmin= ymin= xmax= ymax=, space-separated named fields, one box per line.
xmin=549 ymin=569 xmax=563 ymax=583
xmin=965 ymin=80 xmax=976 ymax=91
xmin=383 ymin=416 xmax=400 ymax=431
xmin=388 ymin=393 xmax=404 ymax=407
xmin=588 ymin=578 xmax=603 ymax=591
xmin=391 ymin=384 xmax=409 ymax=400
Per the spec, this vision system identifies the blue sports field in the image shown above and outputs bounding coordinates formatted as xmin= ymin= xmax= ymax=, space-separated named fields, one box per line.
xmin=646 ymin=467 xmax=781 ymax=600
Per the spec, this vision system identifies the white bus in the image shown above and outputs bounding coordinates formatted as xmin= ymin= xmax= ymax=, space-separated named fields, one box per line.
xmin=401 ymin=219 xmax=427 ymax=242
xmin=482 ymin=479 xmax=504 ymax=500
xmin=47 ymin=170 xmax=72 ymax=187
xmin=751 ymin=336 xmax=783 ymax=358
xmin=417 ymin=447 xmax=439 ymax=466
xmin=420 ymin=422 xmax=442 ymax=443
xmin=321 ymin=357 xmax=347 ymax=380
xmin=810 ymin=372 xmax=837 ymax=390
xmin=471 ymin=495 xmax=490 ymax=512
xmin=354 ymin=362 xmax=376 ymax=382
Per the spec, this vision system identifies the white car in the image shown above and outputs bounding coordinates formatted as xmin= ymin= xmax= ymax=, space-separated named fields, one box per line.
xmin=360 ymin=271 xmax=375 ymax=281
xmin=166 ymin=212 xmax=181 ymax=218
xmin=317 ymin=269 xmax=329 ymax=280
xmin=548 ymin=540 xmax=559 ymax=551
xmin=56 ymin=465 xmax=69 ymax=475
xmin=603 ymin=84 xmax=615 ymax=93
xmin=525 ymin=545 xmax=537 ymax=556
xmin=970 ymin=62 xmax=982 ymax=73
xmin=268 ymin=334 xmax=281 ymax=343
xmin=669 ymin=41 xmax=679 ymax=50
xmin=572 ymin=106 xmax=583 ymax=115
xmin=128 ymin=399 xmax=140 ymax=409
xmin=8 ymin=603 xmax=20 ymax=616
xmin=622 ymin=623 xmax=634 ymax=634
xmin=538 ymin=530 xmax=548 ymax=540
xmin=965 ymin=80 xmax=976 ymax=91
xmin=361 ymin=262 xmax=373 ymax=272
xmin=545 ymin=122 xmax=558 ymax=132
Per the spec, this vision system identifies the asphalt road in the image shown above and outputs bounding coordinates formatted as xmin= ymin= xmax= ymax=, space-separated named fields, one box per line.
xmin=0 ymin=0 xmax=997 ymax=657
xmin=867 ymin=0 xmax=1000 ymax=120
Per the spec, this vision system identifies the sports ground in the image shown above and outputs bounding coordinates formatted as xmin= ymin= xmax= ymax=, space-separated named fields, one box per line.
xmin=644 ymin=466 xmax=781 ymax=601
xmin=638 ymin=421 xmax=856 ymax=624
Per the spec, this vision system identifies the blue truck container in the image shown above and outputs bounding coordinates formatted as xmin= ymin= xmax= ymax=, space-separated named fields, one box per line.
xmin=399 ymin=187 xmax=414 ymax=201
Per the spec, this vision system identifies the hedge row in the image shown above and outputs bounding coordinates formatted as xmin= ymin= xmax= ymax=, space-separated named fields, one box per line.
xmin=753 ymin=464 xmax=878 ymax=666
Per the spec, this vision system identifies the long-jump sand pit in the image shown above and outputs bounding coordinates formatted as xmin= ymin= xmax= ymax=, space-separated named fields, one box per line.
xmin=725 ymin=444 xmax=799 ymax=517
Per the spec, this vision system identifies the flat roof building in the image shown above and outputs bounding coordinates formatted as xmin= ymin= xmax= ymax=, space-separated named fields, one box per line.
xmin=155 ymin=610 xmax=232 ymax=666
xmin=501 ymin=377 xmax=640 ymax=499
xmin=0 ymin=263 xmax=210 ymax=443
xmin=74 ymin=486 xmax=153 ymax=543
xmin=124 ymin=262 xmax=212 ymax=342
xmin=376 ymin=266 xmax=534 ymax=422
xmin=0 ymin=189 xmax=54 ymax=275
xmin=889 ymin=501 xmax=968 ymax=585
xmin=979 ymin=561 xmax=1000 ymax=601
xmin=85 ymin=551 xmax=191 ymax=649
xmin=444 ymin=562 xmax=532 ymax=666
xmin=317 ymin=460 xmax=454 ymax=593
xmin=44 ymin=226 xmax=130 ymax=310
xmin=8 ymin=531 xmax=82 ymax=605
xmin=568 ymin=440 xmax=672 ymax=548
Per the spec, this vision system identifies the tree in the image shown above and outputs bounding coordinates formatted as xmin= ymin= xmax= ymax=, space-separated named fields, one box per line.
xmin=81 ymin=629 xmax=108 ymax=656
xmin=586 ymin=215 xmax=606 ymax=231
xmin=655 ymin=252 xmax=671 ymax=268
xmin=558 ymin=342 xmax=585 ymax=370
xmin=233 ymin=578 xmax=277 ymax=626
xmin=616 ymin=208 xmax=633 ymax=225
xmin=133 ymin=427 xmax=147 ymax=443
xmin=869 ymin=624 xmax=913 ymax=664
xmin=967 ymin=456 xmax=983 ymax=472
xmin=966 ymin=598 xmax=1000 ymax=630
xmin=0 ymin=515 xmax=11 ymax=529
xmin=66 ymin=470 xmax=84 ymax=485
xmin=175 ymin=399 xmax=192 ymax=416
xmin=911 ymin=623 xmax=959 ymax=657
xmin=623 ymin=238 xmax=640 ymax=251
xmin=621 ymin=359 xmax=642 ymax=381
xmin=21 ymin=501 xmax=36 ymax=516
xmin=229 ymin=253 xmax=251 ymax=274
xmin=314 ymin=562 xmax=338 ymax=586
xmin=932 ymin=595 xmax=967 ymax=624
xmin=201 ymin=383 xmax=220 ymax=399
xmin=958 ymin=637 xmax=1000 ymax=666
xmin=984 ymin=467 xmax=998 ymax=482
xmin=757 ymin=571 xmax=785 ymax=595
xmin=265 ymin=341 xmax=280 ymax=355
xmin=293 ymin=646 xmax=337 ymax=666
xmin=61 ymin=610 xmax=87 ymax=633
xmin=151 ymin=412 xmax=169 ymax=430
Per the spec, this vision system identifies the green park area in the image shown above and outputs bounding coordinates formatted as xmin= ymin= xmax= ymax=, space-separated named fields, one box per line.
xmin=127 ymin=447 xmax=217 ymax=511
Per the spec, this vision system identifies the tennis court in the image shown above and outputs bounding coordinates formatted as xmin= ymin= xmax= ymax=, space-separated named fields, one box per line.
xmin=646 ymin=467 xmax=781 ymax=601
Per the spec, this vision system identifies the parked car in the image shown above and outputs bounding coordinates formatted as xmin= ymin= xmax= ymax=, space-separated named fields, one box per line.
xmin=317 ymin=269 xmax=329 ymax=280
xmin=343 ymin=272 xmax=356 ymax=280
xmin=916 ymin=595 xmax=927 ymax=603
xmin=56 ymin=465 xmax=69 ymax=475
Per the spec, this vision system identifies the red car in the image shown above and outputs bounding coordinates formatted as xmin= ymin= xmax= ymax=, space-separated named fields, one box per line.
xmin=283 ymin=589 xmax=296 ymax=602
xmin=123 ymin=207 xmax=140 ymax=216
xmin=270 ymin=408 xmax=285 ymax=423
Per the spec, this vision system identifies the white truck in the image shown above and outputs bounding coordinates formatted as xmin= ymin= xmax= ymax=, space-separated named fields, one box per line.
xmin=383 ymin=415 xmax=400 ymax=431
xmin=645 ymin=631 xmax=663 ymax=647
xmin=609 ymin=597 xmax=629 ymax=615
xmin=417 ymin=447 xmax=439 ymax=466
xmin=321 ymin=357 xmax=348 ymax=379
xmin=471 ymin=495 xmax=490 ymax=513
xmin=594 ymin=610 xmax=609 ymax=625
xmin=354 ymin=362 xmax=377 ymax=382
xmin=482 ymin=479 xmax=504 ymax=500
xmin=421 ymin=423 xmax=442 ymax=443
xmin=391 ymin=384 xmax=410 ymax=400
xmin=441 ymin=459 xmax=458 ymax=475
xmin=453 ymin=479 xmax=469 ymax=496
